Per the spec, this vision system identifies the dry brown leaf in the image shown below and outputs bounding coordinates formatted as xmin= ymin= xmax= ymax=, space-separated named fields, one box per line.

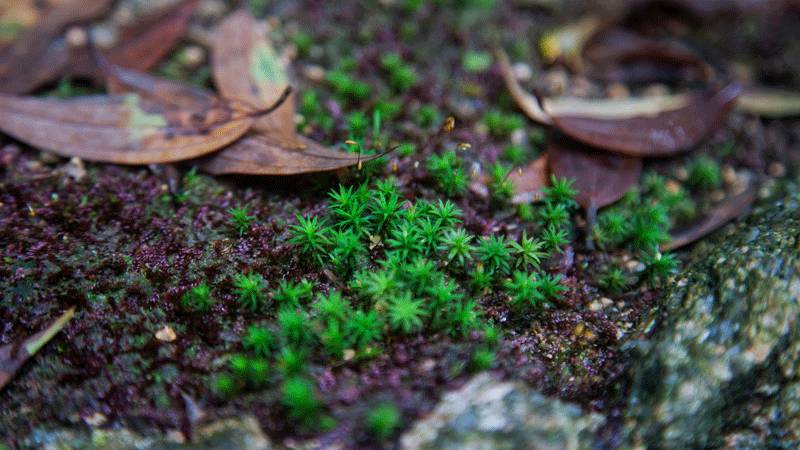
xmin=548 ymin=136 xmax=642 ymax=211
xmin=1 ymin=307 xmax=75 ymax=391
xmin=583 ymin=28 xmax=711 ymax=84
xmin=0 ymin=0 xmax=111 ymax=94
xmin=736 ymin=86 xmax=800 ymax=117
xmin=0 ymin=92 xmax=259 ymax=164
xmin=211 ymin=9 xmax=297 ymax=145
xmin=510 ymin=154 xmax=549 ymax=204
xmin=200 ymin=135 xmax=375 ymax=175
xmin=549 ymin=84 xmax=741 ymax=157
xmin=70 ymin=0 xmax=200 ymax=80
xmin=107 ymin=0 xmax=199 ymax=72
xmin=496 ymin=49 xmax=552 ymax=125
xmin=664 ymin=186 xmax=757 ymax=251
xmin=100 ymin=58 xmax=369 ymax=174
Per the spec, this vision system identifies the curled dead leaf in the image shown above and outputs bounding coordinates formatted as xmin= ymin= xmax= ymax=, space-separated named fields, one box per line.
xmin=664 ymin=186 xmax=757 ymax=251
xmin=583 ymin=28 xmax=711 ymax=84
xmin=548 ymin=83 xmax=742 ymax=157
xmin=548 ymin=135 xmax=642 ymax=211
xmin=0 ymin=307 xmax=75 ymax=391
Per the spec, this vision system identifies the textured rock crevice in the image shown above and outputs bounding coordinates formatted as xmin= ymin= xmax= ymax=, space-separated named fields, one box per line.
xmin=624 ymin=195 xmax=800 ymax=449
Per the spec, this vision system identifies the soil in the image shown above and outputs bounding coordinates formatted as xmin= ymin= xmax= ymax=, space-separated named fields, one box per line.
xmin=2 ymin=1 xmax=800 ymax=448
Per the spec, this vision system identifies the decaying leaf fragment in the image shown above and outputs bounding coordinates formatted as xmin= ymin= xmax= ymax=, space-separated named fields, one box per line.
xmin=510 ymin=154 xmax=549 ymax=204
xmin=0 ymin=92 xmax=260 ymax=164
xmin=0 ymin=307 xmax=75 ymax=391
xmin=547 ymin=136 xmax=642 ymax=211
xmin=664 ymin=186 xmax=757 ymax=251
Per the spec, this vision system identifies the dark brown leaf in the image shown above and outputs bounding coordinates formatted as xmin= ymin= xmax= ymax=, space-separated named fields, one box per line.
xmin=549 ymin=83 xmax=742 ymax=157
xmin=106 ymin=0 xmax=199 ymax=72
xmin=1 ymin=307 xmax=74 ymax=391
xmin=510 ymin=154 xmax=549 ymax=204
xmin=211 ymin=9 xmax=296 ymax=146
xmin=70 ymin=0 xmax=200 ymax=79
xmin=583 ymin=28 xmax=711 ymax=84
xmin=0 ymin=0 xmax=112 ymax=93
xmin=548 ymin=136 xmax=642 ymax=211
xmin=664 ymin=186 xmax=757 ymax=251
xmin=200 ymin=135 xmax=376 ymax=175
xmin=0 ymin=92 xmax=257 ymax=164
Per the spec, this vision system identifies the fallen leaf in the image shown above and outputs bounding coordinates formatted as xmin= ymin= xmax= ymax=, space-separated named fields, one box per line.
xmin=98 ymin=59 xmax=369 ymax=175
xmin=548 ymin=83 xmax=742 ymax=157
xmin=0 ymin=0 xmax=112 ymax=93
xmin=548 ymin=135 xmax=642 ymax=211
xmin=70 ymin=0 xmax=200 ymax=79
xmin=498 ymin=48 xmax=690 ymax=124
xmin=510 ymin=154 xmax=549 ymax=204
xmin=736 ymin=86 xmax=800 ymax=117
xmin=106 ymin=0 xmax=199 ymax=72
xmin=211 ymin=9 xmax=296 ymax=145
xmin=496 ymin=49 xmax=552 ymax=125
xmin=664 ymin=186 xmax=757 ymax=251
xmin=100 ymin=54 xmax=215 ymax=110
xmin=0 ymin=92 xmax=259 ymax=164
xmin=538 ymin=15 xmax=605 ymax=71
xmin=583 ymin=28 xmax=711 ymax=84
xmin=0 ymin=307 xmax=75 ymax=391
xmin=200 ymin=135 xmax=376 ymax=175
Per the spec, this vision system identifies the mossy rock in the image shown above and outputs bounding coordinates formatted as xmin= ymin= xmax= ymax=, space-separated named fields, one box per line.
xmin=624 ymin=194 xmax=800 ymax=448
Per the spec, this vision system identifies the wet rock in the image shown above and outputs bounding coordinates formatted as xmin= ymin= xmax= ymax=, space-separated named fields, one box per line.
xmin=22 ymin=416 xmax=271 ymax=450
xmin=400 ymin=373 xmax=602 ymax=450
xmin=624 ymin=195 xmax=800 ymax=448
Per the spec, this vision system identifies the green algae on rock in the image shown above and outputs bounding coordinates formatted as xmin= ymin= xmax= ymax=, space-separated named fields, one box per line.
xmin=624 ymin=194 xmax=800 ymax=448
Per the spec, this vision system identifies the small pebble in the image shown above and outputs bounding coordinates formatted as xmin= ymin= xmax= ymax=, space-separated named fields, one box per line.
xmin=606 ymin=82 xmax=630 ymax=99
xmin=601 ymin=297 xmax=614 ymax=307
xmin=156 ymin=325 xmax=177 ymax=342
xmin=512 ymin=62 xmax=532 ymax=81
xmin=510 ymin=128 xmax=526 ymax=146
xmin=589 ymin=301 xmax=603 ymax=312
xmin=768 ymin=162 xmax=786 ymax=178
xmin=65 ymin=27 xmax=88 ymax=48
xmin=83 ymin=412 xmax=107 ymax=427
xmin=304 ymin=65 xmax=326 ymax=82
xmin=181 ymin=45 xmax=206 ymax=67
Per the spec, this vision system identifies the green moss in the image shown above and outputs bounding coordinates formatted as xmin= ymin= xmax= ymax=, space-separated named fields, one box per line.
xmin=366 ymin=403 xmax=402 ymax=440
xmin=233 ymin=273 xmax=267 ymax=311
xmin=686 ymin=155 xmax=722 ymax=191
xmin=181 ymin=283 xmax=214 ymax=312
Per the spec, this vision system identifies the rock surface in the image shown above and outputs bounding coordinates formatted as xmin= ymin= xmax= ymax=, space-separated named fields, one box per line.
xmin=399 ymin=373 xmax=602 ymax=450
xmin=21 ymin=416 xmax=271 ymax=450
xmin=624 ymin=195 xmax=800 ymax=448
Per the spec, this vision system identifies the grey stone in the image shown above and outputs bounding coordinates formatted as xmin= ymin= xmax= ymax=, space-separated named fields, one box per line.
xmin=22 ymin=416 xmax=271 ymax=450
xmin=400 ymin=373 xmax=602 ymax=450
xmin=624 ymin=196 xmax=800 ymax=449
